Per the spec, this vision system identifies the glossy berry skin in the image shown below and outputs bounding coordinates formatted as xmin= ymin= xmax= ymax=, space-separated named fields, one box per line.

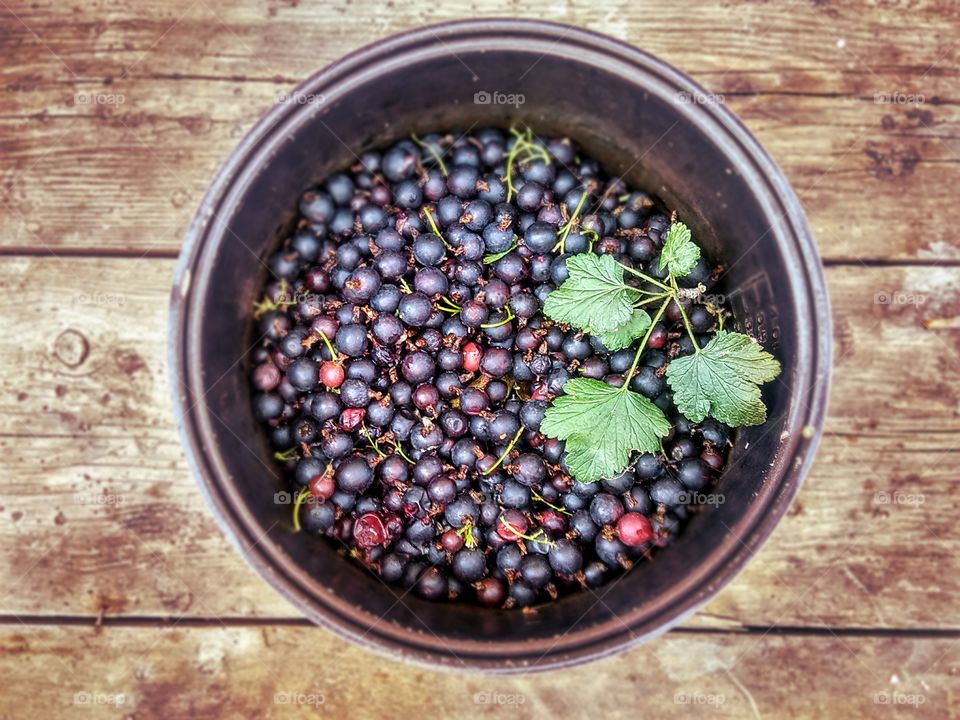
xmin=548 ymin=539 xmax=584 ymax=575
xmin=589 ymin=493 xmax=625 ymax=527
xmin=569 ymin=510 xmax=599 ymax=542
xmin=617 ymin=513 xmax=654 ymax=547
xmin=340 ymin=378 xmax=369 ymax=408
xmin=634 ymin=453 xmax=663 ymax=480
xmin=480 ymin=348 xmax=512 ymax=378
xmin=415 ymin=567 xmax=448 ymax=600
xmin=320 ymin=361 xmax=345 ymax=389
xmin=353 ymin=512 xmax=387 ymax=549
xmin=496 ymin=509 xmax=528 ymax=540
xmin=459 ymin=387 xmax=489 ymax=415
xmin=300 ymin=500 xmax=336 ymax=534
xmin=339 ymin=407 xmax=365 ymax=431
xmin=401 ymin=351 xmax=435 ymax=384
xmin=523 ymin=222 xmax=558 ymax=254
xmin=462 ymin=342 xmax=482 ymax=372
xmin=460 ymin=300 xmax=489 ymax=328
xmin=444 ymin=495 xmax=479 ymax=529
xmin=677 ymin=458 xmax=709 ymax=490
xmin=510 ymin=453 xmax=545 ymax=487
xmin=475 ymin=577 xmax=506 ymax=607
xmin=286 ymin=358 xmax=318 ymax=391
xmin=413 ymin=234 xmax=446 ymax=266
xmin=336 ymin=456 xmax=373 ymax=494
xmin=335 ymin=324 xmax=369 ymax=357
xmin=647 ymin=324 xmax=668 ymax=349
xmin=308 ymin=473 xmax=335 ymax=501
xmin=452 ymin=548 xmax=487 ymax=582
xmin=520 ymin=554 xmax=552 ymax=589
xmin=398 ymin=292 xmax=433 ymax=327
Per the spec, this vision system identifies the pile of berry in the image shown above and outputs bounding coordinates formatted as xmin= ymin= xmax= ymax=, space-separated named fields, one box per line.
xmin=249 ymin=128 xmax=731 ymax=608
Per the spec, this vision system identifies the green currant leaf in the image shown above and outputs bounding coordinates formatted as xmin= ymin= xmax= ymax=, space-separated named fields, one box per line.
xmin=543 ymin=254 xmax=641 ymax=334
xmin=541 ymin=378 xmax=671 ymax=483
xmin=657 ymin=222 xmax=700 ymax=278
xmin=666 ymin=330 xmax=782 ymax=426
xmin=589 ymin=309 xmax=652 ymax=352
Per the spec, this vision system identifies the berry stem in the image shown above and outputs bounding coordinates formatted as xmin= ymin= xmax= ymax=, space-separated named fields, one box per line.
xmin=552 ymin=189 xmax=588 ymax=254
xmin=617 ymin=262 xmax=672 ymax=292
xmin=670 ymin=276 xmax=701 ymax=352
xmin=388 ymin=440 xmax=415 ymax=465
xmin=410 ymin=132 xmax=448 ymax=176
xmin=499 ymin=518 xmax=557 ymax=548
xmin=291 ymin=486 xmax=311 ymax=532
xmin=435 ymin=296 xmax=462 ymax=314
xmin=582 ymin=228 xmax=599 ymax=252
xmin=316 ymin=330 xmax=339 ymax=362
xmin=253 ymin=279 xmax=296 ymax=319
xmin=634 ymin=292 xmax=671 ymax=307
xmin=456 ymin=518 xmax=479 ymax=548
xmin=504 ymin=142 xmax=522 ymax=201
xmin=273 ymin=447 xmax=299 ymax=462
xmin=480 ymin=305 xmax=515 ymax=329
xmin=504 ymin=127 xmax=549 ymax=201
xmin=422 ymin=206 xmax=451 ymax=249
xmin=363 ymin=425 xmax=386 ymax=458
xmin=483 ymin=238 xmax=518 ymax=264
xmin=620 ymin=296 xmax=671 ymax=392
xmin=483 ymin=424 xmax=525 ymax=476
xmin=531 ymin=489 xmax=572 ymax=516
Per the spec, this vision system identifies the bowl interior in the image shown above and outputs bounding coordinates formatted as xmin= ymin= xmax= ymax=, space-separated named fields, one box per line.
xmin=176 ymin=22 xmax=824 ymax=670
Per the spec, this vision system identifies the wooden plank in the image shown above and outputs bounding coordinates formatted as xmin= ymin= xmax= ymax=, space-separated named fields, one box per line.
xmin=1 ymin=0 xmax=957 ymax=83
xmin=1 ymin=0 xmax=959 ymax=258
xmin=0 ymin=625 xmax=955 ymax=719
xmin=0 ymin=256 xmax=957 ymax=628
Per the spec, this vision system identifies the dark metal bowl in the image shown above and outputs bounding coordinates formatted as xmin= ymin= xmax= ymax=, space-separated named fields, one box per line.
xmin=169 ymin=19 xmax=831 ymax=673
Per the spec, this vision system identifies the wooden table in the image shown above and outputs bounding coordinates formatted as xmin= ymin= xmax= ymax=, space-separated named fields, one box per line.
xmin=2 ymin=1 xmax=958 ymax=717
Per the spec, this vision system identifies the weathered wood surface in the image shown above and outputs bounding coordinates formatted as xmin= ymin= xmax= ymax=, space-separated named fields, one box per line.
xmin=3 ymin=1 xmax=960 ymax=715
xmin=0 ymin=626 xmax=956 ymax=719
xmin=1 ymin=0 xmax=959 ymax=259
xmin=0 ymin=258 xmax=956 ymax=629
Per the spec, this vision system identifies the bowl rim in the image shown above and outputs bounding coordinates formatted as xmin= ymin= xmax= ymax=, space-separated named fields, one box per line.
xmin=169 ymin=18 xmax=832 ymax=673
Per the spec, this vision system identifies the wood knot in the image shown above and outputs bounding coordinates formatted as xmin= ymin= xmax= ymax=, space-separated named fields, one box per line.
xmin=54 ymin=329 xmax=90 ymax=368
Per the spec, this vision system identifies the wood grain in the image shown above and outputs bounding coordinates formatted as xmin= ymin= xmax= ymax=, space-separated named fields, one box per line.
xmin=0 ymin=625 xmax=955 ymax=719
xmin=0 ymin=257 xmax=957 ymax=628
xmin=3 ymin=1 xmax=960 ymax=709
xmin=1 ymin=0 xmax=959 ymax=258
